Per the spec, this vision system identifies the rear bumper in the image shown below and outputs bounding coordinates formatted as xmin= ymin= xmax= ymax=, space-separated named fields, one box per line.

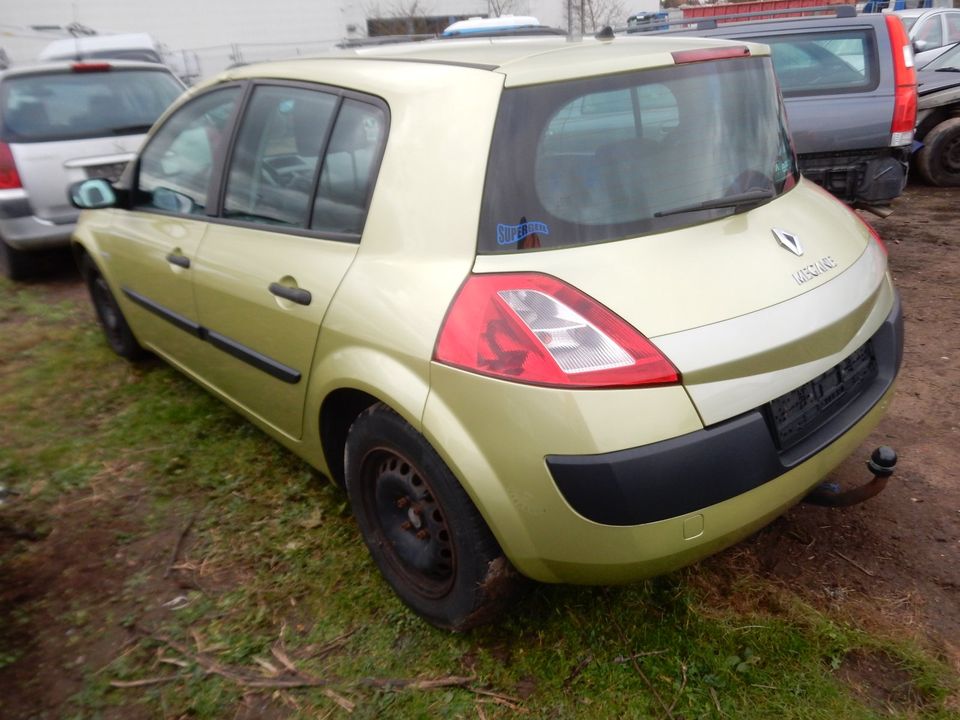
xmin=799 ymin=148 xmax=910 ymax=205
xmin=0 ymin=190 xmax=74 ymax=250
xmin=547 ymin=294 xmax=902 ymax=526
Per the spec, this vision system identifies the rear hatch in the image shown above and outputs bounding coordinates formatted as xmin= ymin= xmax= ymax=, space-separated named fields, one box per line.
xmin=1 ymin=64 xmax=182 ymax=223
xmin=470 ymin=50 xmax=890 ymax=424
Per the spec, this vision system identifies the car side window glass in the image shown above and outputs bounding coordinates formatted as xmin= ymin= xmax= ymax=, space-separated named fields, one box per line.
xmin=946 ymin=13 xmax=960 ymax=43
xmin=222 ymin=85 xmax=337 ymax=227
xmin=136 ymin=88 xmax=239 ymax=215
xmin=311 ymin=99 xmax=386 ymax=237
xmin=761 ymin=32 xmax=874 ymax=96
xmin=916 ymin=17 xmax=943 ymax=48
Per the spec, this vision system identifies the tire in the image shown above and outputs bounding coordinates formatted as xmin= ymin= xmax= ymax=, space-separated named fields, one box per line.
xmin=345 ymin=404 xmax=517 ymax=630
xmin=916 ymin=118 xmax=960 ymax=187
xmin=80 ymin=254 xmax=145 ymax=360
xmin=0 ymin=238 xmax=32 ymax=281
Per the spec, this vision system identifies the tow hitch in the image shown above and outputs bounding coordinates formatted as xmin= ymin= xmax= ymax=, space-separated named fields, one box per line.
xmin=803 ymin=446 xmax=897 ymax=508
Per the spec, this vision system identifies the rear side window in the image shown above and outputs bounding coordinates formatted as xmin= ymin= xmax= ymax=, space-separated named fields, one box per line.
xmin=757 ymin=30 xmax=879 ymax=96
xmin=0 ymin=69 xmax=182 ymax=143
xmin=479 ymin=56 xmax=798 ymax=253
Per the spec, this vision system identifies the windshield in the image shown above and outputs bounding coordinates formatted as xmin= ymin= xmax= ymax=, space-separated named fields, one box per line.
xmin=1 ymin=68 xmax=182 ymax=143
xmin=923 ymin=43 xmax=960 ymax=71
xmin=899 ymin=17 xmax=918 ymax=32
xmin=478 ymin=56 xmax=798 ymax=253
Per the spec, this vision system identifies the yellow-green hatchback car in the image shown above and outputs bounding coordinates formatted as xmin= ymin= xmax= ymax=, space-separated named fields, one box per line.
xmin=70 ymin=34 xmax=903 ymax=630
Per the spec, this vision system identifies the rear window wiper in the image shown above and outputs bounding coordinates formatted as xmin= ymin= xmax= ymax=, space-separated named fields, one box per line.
xmin=654 ymin=189 xmax=774 ymax=218
xmin=111 ymin=124 xmax=154 ymax=135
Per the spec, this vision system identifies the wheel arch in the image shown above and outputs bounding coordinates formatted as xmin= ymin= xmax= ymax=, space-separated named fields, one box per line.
xmin=319 ymin=387 xmax=381 ymax=487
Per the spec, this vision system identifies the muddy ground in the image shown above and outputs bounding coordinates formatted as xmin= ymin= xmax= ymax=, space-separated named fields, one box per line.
xmin=0 ymin=182 xmax=957 ymax=717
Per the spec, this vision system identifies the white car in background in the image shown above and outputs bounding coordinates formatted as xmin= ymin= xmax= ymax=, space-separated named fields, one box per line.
xmin=895 ymin=7 xmax=960 ymax=65
xmin=0 ymin=59 xmax=183 ymax=279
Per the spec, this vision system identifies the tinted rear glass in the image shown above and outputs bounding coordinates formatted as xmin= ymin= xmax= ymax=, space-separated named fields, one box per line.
xmin=1 ymin=68 xmax=182 ymax=143
xmin=479 ymin=56 xmax=797 ymax=253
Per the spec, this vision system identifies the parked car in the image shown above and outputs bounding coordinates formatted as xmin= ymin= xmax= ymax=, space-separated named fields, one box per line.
xmin=650 ymin=8 xmax=918 ymax=210
xmin=895 ymin=7 xmax=960 ymax=65
xmin=70 ymin=35 xmax=902 ymax=630
xmin=914 ymin=40 xmax=960 ymax=185
xmin=0 ymin=60 xmax=184 ymax=279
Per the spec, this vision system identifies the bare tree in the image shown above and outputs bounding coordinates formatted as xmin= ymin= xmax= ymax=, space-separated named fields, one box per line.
xmin=488 ymin=0 xmax=519 ymax=16
xmin=566 ymin=0 xmax=627 ymax=34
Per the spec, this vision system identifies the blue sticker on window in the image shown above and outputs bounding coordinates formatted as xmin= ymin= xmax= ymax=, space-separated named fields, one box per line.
xmin=497 ymin=220 xmax=550 ymax=246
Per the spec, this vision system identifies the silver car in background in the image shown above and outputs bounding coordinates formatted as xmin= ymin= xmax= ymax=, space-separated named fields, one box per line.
xmin=0 ymin=60 xmax=183 ymax=279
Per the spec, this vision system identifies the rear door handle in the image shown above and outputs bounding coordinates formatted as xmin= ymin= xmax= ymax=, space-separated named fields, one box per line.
xmin=269 ymin=282 xmax=312 ymax=306
xmin=165 ymin=252 xmax=191 ymax=269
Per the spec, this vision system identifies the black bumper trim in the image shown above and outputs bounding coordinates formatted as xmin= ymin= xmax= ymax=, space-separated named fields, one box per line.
xmin=547 ymin=294 xmax=903 ymax=526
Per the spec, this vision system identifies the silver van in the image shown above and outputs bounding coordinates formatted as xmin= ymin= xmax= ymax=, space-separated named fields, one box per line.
xmin=0 ymin=60 xmax=183 ymax=279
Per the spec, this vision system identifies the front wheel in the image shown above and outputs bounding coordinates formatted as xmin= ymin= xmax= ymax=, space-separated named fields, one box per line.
xmin=80 ymin=254 xmax=145 ymax=360
xmin=916 ymin=118 xmax=960 ymax=187
xmin=345 ymin=404 xmax=517 ymax=630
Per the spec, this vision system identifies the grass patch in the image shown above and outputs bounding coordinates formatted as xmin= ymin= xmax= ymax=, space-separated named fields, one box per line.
xmin=1 ymin=278 xmax=956 ymax=719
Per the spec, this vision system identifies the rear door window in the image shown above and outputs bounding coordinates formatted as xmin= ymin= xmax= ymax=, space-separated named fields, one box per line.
xmin=755 ymin=31 xmax=879 ymax=96
xmin=222 ymin=85 xmax=338 ymax=227
xmin=311 ymin=99 xmax=387 ymax=237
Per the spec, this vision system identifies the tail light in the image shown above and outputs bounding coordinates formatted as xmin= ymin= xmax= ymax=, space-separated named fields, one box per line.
xmin=0 ymin=142 xmax=22 ymax=190
xmin=434 ymin=273 xmax=680 ymax=388
xmin=885 ymin=15 xmax=917 ymax=147
xmin=71 ymin=62 xmax=112 ymax=73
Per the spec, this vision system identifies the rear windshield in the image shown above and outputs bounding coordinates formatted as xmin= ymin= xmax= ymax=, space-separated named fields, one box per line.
xmin=1 ymin=68 xmax=182 ymax=143
xmin=479 ymin=56 xmax=798 ymax=253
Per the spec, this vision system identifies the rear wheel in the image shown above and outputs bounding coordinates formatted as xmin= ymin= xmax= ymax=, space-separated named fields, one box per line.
xmin=0 ymin=238 xmax=31 ymax=281
xmin=80 ymin=254 xmax=144 ymax=360
xmin=916 ymin=118 xmax=960 ymax=187
xmin=345 ymin=404 xmax=517 ymax=630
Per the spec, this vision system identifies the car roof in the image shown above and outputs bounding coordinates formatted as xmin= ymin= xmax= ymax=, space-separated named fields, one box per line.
xmin=0 ymin=59 xmax=175 ymax=80
xmin=217 ymin=35 xmax=769 ymax=89
xmin=894 ymin=8 xmax=951 ymax=18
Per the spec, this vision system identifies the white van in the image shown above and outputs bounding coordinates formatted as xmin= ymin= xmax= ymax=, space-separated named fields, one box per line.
xmin=39 ymin=33 xmax=164 ymax=65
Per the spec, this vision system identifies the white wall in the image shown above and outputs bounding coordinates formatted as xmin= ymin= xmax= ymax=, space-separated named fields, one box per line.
xmin=0 ymin=0 xmax=602 ymax=79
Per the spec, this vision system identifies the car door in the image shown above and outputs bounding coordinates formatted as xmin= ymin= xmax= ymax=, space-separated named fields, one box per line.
xmin=191 ymin=83 xmax=387 ymax=440
xmin=97 ymin=86 xmax=242 ymax=369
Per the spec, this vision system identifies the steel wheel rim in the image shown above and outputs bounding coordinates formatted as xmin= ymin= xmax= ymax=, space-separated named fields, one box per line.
xmin=362 ymin=448 xmax=456 ymax=599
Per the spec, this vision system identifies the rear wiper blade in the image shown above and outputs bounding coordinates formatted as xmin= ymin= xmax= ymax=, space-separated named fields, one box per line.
xmin=654 ymin=189 xmax=774 ymax=218
xmin=111 ymin=124 xmax=153 ymax=135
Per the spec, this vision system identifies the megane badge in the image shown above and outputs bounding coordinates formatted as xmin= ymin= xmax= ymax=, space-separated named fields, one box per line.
xmin=772 ymin=228 xmax=803 ymax=256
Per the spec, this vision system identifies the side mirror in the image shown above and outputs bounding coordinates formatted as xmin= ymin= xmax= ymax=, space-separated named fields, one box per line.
xmin=913 ymin=39 xmax=932 ymax=54
xmin=152 ymin=186 xmax=195 ymax=214
xmin=69 ymin=178 xmax=117 ymax=209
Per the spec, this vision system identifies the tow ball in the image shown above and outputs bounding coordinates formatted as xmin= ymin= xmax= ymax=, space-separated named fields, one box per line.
xmin=803 ymin=446 xmax=897 ymax=508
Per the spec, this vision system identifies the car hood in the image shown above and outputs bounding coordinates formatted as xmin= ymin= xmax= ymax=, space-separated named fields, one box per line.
xmin=472 ymin=178 xmax=875 ymax=340
xmin=917 ymin=69 xmax=960 ymax=96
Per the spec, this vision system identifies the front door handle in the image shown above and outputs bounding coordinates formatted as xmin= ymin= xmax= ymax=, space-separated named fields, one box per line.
xmin=269 ymin=282 xmax=312 ymax=306
xmin=165 ymin=252 xmax=191 ymax=269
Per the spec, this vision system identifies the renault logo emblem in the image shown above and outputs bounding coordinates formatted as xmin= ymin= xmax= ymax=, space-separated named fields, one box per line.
xmin=772 ymin=228 xmax=803 ymax=256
